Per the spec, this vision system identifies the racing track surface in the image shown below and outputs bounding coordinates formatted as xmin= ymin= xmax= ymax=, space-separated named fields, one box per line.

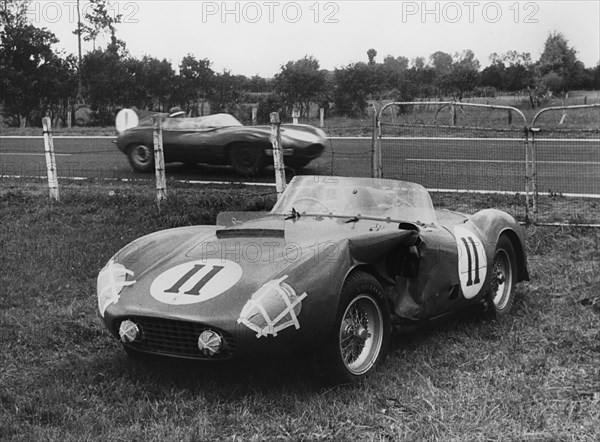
xmin=1 ymin=136 xmax=599 ymax=195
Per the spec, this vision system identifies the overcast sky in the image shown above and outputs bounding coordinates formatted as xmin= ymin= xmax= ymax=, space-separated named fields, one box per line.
xmin=30 ymin=0 xmax=600 ymax=77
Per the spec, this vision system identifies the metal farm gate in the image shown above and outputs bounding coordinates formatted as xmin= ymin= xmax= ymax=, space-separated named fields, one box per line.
xmin=374 ymin=101 xmax=600 ymax=226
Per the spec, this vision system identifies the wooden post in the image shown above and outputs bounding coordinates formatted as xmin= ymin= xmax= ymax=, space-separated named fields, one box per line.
xmin=153 ymin=115 xmax=167 ymax=208
xmin=371 ymin=108 xmax=377 ymax=178
xmin=252 ymin=106 xmax=258 ymax=125
xmin=42 ymin=117 xmax=60 ymax=201
xmin=524 ymin=128 xmax=531 ymax=224
xmin=292 ymin=108 xmax=300 ymax=125
xmin=531 ymin=128 xmax=538 ymax=223
xmin=270 ymin=112 xmax=286 ymax=198
xmin=373 ymin=106 xmax=383 ymax=179
xmin=319 ymin=107 xmax=324 ymax=128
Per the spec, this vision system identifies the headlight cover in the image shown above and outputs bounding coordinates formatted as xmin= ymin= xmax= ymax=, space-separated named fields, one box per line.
xmin=237 ymin=275 xmax=307 ymax=338
xmin=97 ymin=259 xmax=136 ymax=317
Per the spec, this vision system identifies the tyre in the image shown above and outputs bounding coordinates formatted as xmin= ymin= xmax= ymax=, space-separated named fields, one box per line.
xmin=127 ymin=144 xmax=154 ymax=172
xmin=317 ymin=271 xmax=391 ymax=384
xmin=486 ymin=235 xmax=517 ymax=318
xmin=229 ymin=143 xmax=264 ymax=176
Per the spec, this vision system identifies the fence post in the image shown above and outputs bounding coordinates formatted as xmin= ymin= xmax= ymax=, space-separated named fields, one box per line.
xmin=371 ymin=106 xmax=377 ymax=178
xmin=270 ymin=112 xmax=286 ymax=198
xmin=292 ymin=108 xmax=300 ymax=125
xmin=153 ymin=115 xmax=167 ymax=209
xmin=42 ymin=117 xmax=60 ymax=202
xmin=252 ymin=106 xmax=258 ymax=126
xmin=319 ymin=107 xmax=324 ymax=128
xmin=524 ymin=127 xmax=531 ymax=224
xmin=373 ymin=105 xmax=383 ymax=179
xmin=530 ymin=127 xmax=539 ymax=223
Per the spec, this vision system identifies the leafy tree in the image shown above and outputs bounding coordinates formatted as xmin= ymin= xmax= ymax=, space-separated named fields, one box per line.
xmin=209 ymin=70 xmax=248 ymax=114
xmin=138 ymin=56 xmax=175 ymax=111
xmin=174 ymin=54 xmax=213 ymax=116
xmin=80 ymin=0 xmax=122 ymax=50
xmin=247 ymin=75 xmax=271 ymax=93
xmin=480 ymin=62 xmax=504 ymax=90
xmin=367 ymin=48 xmax=377 ymax=65
xmin=73 ymin=0 xmax=124 ymax=103
xmin=439 ymin=50 xmax=480 ymax=101
xmin=275 ymin=56 xmax=326 ymax=118
xmin=412 ymin=57 xmax=426 ymax=70
xmin=80 ymin=46 xmax=127 ymax=123
xmin=405 ymin=63 xmax=436 ymax=98
xmin=536 ymin=32 xmax=583 ymax=93
xmin=429 ymin=51 xmax=453 ymax=77
xmin=383 ymin=55 xmax=409 ymax=72
xmin=256 ymin=93 xmax=285 ymax=123
xmin=383 ymin=55 xmax=409 ymax=90
xmin=333 ymin=62 xmax=385 ymax=116
xmin=0 ymin=0 xmax=29 ymax=28
xmin=1 ymin=1 xmax=75 ymax=126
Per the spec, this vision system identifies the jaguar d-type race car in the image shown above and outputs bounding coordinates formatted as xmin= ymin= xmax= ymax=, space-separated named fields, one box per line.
xmin=97 ymin=176 xmax=528 ymax=382
xmin=114 ymin=112 xmax=327 ymax=175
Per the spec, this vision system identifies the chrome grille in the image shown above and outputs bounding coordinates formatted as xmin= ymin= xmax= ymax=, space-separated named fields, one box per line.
xmin=123 ymin=316 xmax=236 ymax=360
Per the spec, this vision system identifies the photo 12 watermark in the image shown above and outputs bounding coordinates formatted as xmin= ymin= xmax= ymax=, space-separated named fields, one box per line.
xmin=401 ymin=1 xmax=540 ymax=24
xmin=24 ymin=1 xmax=140 ymax=25
xmin=200 ymin=1 xmax=340 ymax=24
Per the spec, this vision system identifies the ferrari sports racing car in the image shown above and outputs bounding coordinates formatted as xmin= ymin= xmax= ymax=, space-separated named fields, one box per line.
xmin=114 ymin=112 xmax=327 ymax=175
xmin=97 ymin=176 xmax=528 ymax=382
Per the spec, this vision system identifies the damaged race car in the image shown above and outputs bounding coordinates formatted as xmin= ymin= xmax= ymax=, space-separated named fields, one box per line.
xmin=114 ymin=111 xmax=327 ymax=175
xmin=97 ymin=176 xmax=528 ymax=382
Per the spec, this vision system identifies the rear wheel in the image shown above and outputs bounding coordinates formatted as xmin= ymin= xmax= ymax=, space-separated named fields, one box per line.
xmin=229 ymin=143 xmax=264 ymax=176
xmin=127 ymin=144 xmax=154 ymax=172
xmin=317 ymin=271 xmax=391 ymax=384
xmin=486 ymin=235 xmax=517 ymax=318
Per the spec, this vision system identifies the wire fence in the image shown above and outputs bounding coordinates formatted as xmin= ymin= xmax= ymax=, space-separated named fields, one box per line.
xmin=376 ymin=101 xmax=600 ymax=226
xmin=3 ymin=103 xmax=599 ymax=226
xmin=528 ymin=105 xmax=600 ymax=225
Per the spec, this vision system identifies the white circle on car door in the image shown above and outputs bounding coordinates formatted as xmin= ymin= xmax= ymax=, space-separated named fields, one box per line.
xmin=150 ymin=259 xmax=242 ymax=305
xmin=454 ymin=226 xmax=487 ymax=299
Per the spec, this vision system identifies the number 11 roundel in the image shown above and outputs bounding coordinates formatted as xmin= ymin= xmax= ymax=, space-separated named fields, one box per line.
xmin=453 ymin=226 xmax=488 ymax=300
xmin=150 ymin=260 xmax=243 ymax=305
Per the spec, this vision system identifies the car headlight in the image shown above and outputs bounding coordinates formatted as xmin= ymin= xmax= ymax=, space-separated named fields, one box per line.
xmin=237 ymin=275 xmax=307 ymax=338
xmin=119 ymin=319 xmax=141 ymax=343
xmin=97 ymin=259 xmax=136 ymax=317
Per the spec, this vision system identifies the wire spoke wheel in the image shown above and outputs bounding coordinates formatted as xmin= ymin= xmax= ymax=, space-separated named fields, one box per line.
xmin=339 ymin=294 xmax=384 ymax=375
xmin=486 ymin=235 xmax=517 ymax=318
xmin=492 ymin=249 xmax=513 ymax=310
xmin=315 ymin=272 xmax=390 ymax=384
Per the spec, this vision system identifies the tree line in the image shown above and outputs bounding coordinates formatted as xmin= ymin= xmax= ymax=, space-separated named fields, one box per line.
xmin=1 ymin=0 xmax=599 ymax=128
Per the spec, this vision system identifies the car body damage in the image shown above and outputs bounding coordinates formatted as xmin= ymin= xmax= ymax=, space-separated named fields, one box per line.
xmin=97 ymin=176 xmax=528 ymax=381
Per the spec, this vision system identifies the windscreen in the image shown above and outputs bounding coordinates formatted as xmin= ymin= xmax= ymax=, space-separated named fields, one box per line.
xmin=271 ymin=176 xmax=437 ymax=225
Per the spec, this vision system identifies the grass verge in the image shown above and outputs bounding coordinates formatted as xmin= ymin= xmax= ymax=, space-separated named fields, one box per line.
xmin=1 ymin=179 xmax=599 ymax=441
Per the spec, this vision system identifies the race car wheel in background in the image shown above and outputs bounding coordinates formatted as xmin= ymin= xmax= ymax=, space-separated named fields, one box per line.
xmin=486 ymin=235 xmax=517 ymax=318
xmin=127 ymin=144 xmax=155 ymax=172
xmin=229 ymin=143 xmax=264 ymax=176
xmin=318 ymin=271 xmax=391 ymax=384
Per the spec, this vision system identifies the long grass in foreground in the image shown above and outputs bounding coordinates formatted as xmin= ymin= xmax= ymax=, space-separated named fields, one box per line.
xmin=1 ymin=179 xmax=598 ymax=441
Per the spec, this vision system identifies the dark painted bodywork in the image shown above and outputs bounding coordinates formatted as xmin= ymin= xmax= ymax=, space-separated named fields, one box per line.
xmin=114 ymin=113 xmax=327 ymax=169
xmin=97 ymin=177 xmax=528 ymax=360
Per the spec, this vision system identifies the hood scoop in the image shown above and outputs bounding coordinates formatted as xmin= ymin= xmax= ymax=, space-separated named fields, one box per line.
xmin=216 ymin=228 xmax=284 ymax=238
xmin=215 ymin=211 xmax=285 ymax=239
